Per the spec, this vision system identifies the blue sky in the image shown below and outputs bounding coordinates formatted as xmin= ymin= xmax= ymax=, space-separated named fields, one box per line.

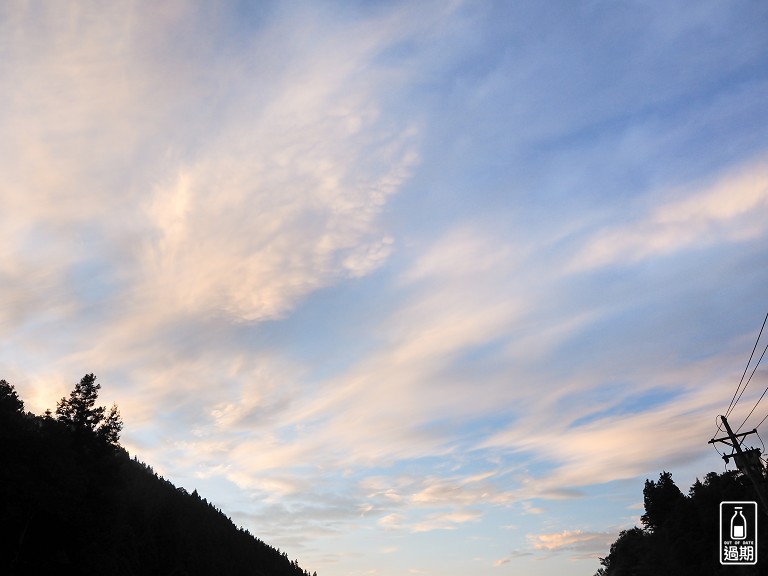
xmin=3 ymin=1 xmax=768 ymax=574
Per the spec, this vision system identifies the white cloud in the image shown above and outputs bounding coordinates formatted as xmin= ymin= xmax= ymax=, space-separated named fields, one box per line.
xmin=480 ymin=354 xmax=745 ymax=497
xmin=411 ymin=509 xmax=482 ymax=532
xmin=409 ymin=472 xmax=515 ymax=508
xmin=0 ymin=0 xmax=425 ymax=355
xmin=528 ymin=529 xmax=617 ymax=558
xmin=131 ymin=10 xmax=422 ymax=322
xmin=375 ymin=507 xmax=482 ymax=534
xmin=569 ymin=156 xmax=768 ymax=271
xmin=521 ymin=501 xmax=546 ymax=515
xmin=378 ymin=513 xmax=406 ymax=531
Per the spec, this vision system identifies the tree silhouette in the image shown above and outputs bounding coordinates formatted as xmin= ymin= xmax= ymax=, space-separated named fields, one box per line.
xmin=55 ymin=373 xmax=122 ymax=445
xmin=97 ymin=403 xmax=123 ymax=445
xmin=596 ymin=470 xmax=767 ymax=575
xmin=595 ymin=527 xmax=647 ymax=576
xmin=641 ymin=470 xmax=684 ymax=532
xmin=0 ymin=379 xmax=24 ymax=415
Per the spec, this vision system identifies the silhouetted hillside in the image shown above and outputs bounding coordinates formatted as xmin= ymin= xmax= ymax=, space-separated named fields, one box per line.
xmin=0 ymin=376 xmax=317 ymax=576
xmin=595 ymin=469 xmax=768 ymax=576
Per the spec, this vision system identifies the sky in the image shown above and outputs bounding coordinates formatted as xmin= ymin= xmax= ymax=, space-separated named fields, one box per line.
xmin=2 ymin=1 xmax=768 ymax=575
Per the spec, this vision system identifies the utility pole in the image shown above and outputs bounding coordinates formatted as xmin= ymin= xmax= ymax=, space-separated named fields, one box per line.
xmin=709 ymin=415 xmax=768 ymax=516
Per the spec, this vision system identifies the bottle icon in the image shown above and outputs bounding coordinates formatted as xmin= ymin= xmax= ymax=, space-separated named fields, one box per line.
xmin=731 ymin=507 xmax=747 ymax=540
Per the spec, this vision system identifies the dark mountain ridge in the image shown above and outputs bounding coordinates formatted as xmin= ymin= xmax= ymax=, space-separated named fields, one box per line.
xmin=0 ymin=375 xmax=317 ymax=576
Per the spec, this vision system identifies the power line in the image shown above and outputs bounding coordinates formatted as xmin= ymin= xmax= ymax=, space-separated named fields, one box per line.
xmin=726 ymin=311 xmax=768 ymax=418
xmin=756 ymin=410 xmax=768 ymax=431
xmin=709 ymin=312 xmax=768 ymax=514
xmin=735 ymin=339 xmax=768 ymax=432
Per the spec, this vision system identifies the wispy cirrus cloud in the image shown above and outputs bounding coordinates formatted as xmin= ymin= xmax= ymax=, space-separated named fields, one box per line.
xmin=1 ymin=0 xmax=427 ymax=409
xmin=528 ymin=528 xmax=617 ymax=560
xmin=411 ymin=509 xmax=482 ymax=533
xmin=479 ymin=351 xmax=752 ymax=499
xmin=2 ymin=0 xmax=423 ymax=331
xmin=569 ymin=157 xmax=768 ymax=271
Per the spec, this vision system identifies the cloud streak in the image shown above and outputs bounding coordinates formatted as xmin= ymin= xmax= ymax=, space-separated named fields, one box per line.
xmin=528 ymin=529 xmax=617 ymax=560
xmin=569 ymin=157 xmax=768 ymax=271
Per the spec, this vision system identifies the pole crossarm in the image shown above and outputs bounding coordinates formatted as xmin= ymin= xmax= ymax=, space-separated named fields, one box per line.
xmin=710 ymin=415 xmax=768 ymax=516
xmin=709 ymin=428 xmax=758 ymax=447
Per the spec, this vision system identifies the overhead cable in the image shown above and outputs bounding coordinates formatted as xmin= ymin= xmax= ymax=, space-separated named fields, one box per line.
xmin=726 ymin=311 xmax=768 ymax=418
xmin=735 ymin=339 xmax=768 ymax=432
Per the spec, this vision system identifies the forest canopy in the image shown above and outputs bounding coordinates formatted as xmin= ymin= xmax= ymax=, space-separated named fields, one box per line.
xmin=596 ymin=469 xmax=767 ymax=575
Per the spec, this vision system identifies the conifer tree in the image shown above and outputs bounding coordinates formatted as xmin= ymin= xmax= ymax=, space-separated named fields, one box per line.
xmin=56 ymin=373 xmax=122 ymax=445
xmin=641 ymin=470 xmax=684 ymax=532
xmin=97 ymin=403 xmax=123 ymax=445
